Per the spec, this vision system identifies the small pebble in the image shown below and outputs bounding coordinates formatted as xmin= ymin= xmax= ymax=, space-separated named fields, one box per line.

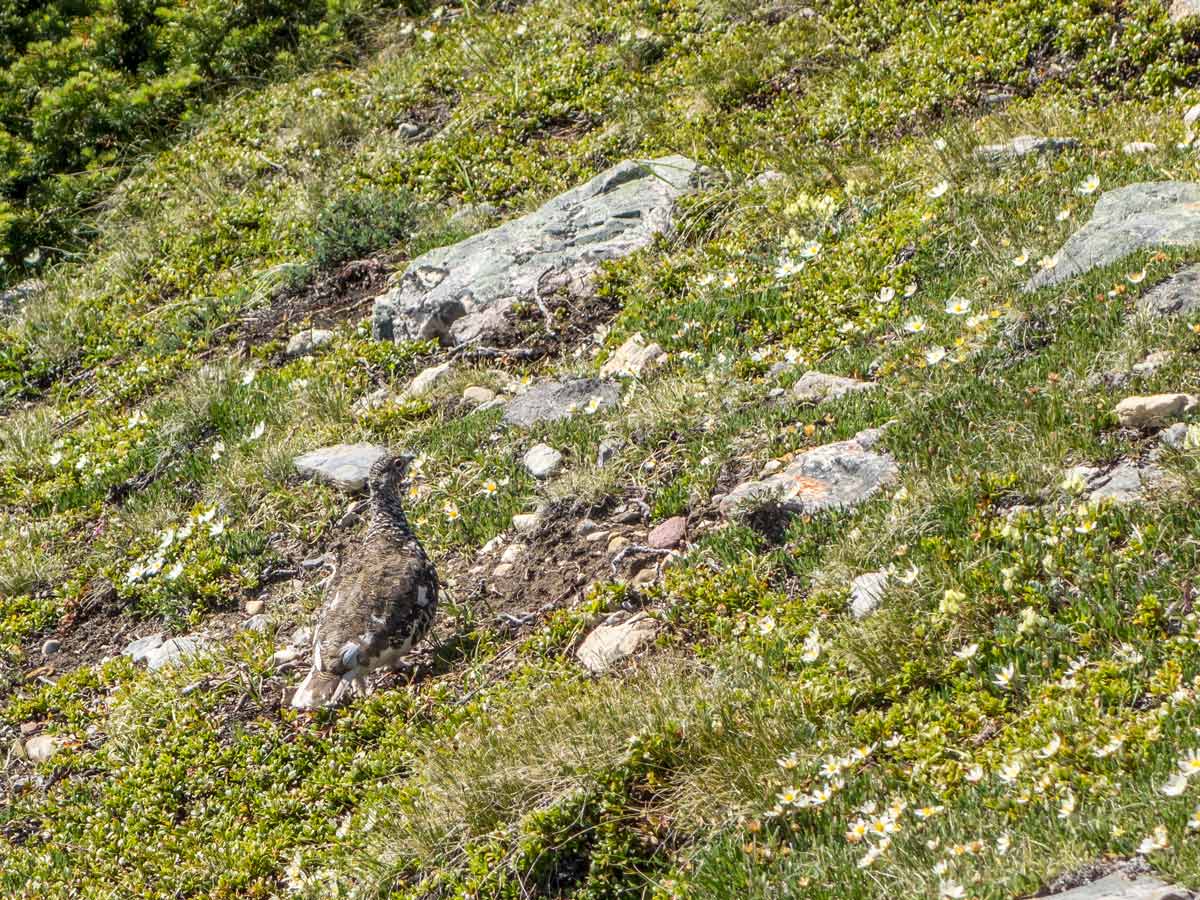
xmin=608 ymin=535 xmax=631 ymax=556
xmin=245 ymin=600 xmax=265 ymax=616
xmin=41 ymin=639 xmax=61 ymax=657
xmin=631 ymin=566 xmax=658 ymax=587
xmin=512 ymin=513 xmax=540 ymax=533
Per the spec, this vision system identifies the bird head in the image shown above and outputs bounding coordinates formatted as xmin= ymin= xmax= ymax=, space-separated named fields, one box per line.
xmin=368 ymin=450 xmax=416 ymax=499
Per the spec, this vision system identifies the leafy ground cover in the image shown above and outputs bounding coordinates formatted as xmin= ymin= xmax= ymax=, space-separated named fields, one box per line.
xmin=5 ymin=0 xmax=1200 ymax=898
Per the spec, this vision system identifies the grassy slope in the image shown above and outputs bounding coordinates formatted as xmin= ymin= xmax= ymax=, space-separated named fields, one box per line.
xmin=5 ymin=0 xmax=1200 ymax=897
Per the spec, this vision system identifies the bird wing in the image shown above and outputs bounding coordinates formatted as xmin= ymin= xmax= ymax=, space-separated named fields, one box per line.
xmin=311 ymin=535 xmax=437 ymax=675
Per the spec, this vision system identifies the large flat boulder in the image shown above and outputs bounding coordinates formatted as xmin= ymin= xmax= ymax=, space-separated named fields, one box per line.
xmin=720 ymin=429 xmax=898 ymax=518
xmin=1043 ymin=871 xmax=1193 ymax=899
xmin=576 ymin=611 xmax=659 ymax=673
xmin=502 ymin=377 xmax=619 ymax=427
xmin=372 ymin=156 xmax=703 ymax=345
xmin=1026 ymin=182 xmax=1200 ymax=292
xmin=293 ymin=443 xmax=388 ymax=492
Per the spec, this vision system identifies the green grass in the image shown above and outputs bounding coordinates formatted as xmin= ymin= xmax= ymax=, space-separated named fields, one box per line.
xmin=7 ymin=0 xmax=1200 ymax=897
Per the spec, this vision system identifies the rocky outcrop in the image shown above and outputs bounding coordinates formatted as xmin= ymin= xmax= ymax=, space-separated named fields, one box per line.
xmin=1027 ymin=182 xmax=1200 ymax=291
xmin=719 ymin=428 xmax=897 ymax=518
xmin=372 ymin=156 xmax=704 ymax=345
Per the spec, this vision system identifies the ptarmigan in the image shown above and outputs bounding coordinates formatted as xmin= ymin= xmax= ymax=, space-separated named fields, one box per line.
xmin=291 ymin=450 xmax=439 ymax=708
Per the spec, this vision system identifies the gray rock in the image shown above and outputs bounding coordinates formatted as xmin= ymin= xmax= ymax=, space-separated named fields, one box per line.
xmin=351 ymin=386 xmax=395 ymax=417
xmin=245 ymin=600 xmax=265 ymax=616
xmin=1171 ymin=0 xmax=1200 ymax=23
xmin=21 ymin=734 xmax=64 ymax=764
xmin=372 ymin=156 xmax=703 ymax=345
xmin=41 ymin=639 xmax=61 ymax=657
xmin=124 ymin=634 xmax=165 ymax=664
xmin=851 ymin=426 xmax=887 ymax=450
xmin=285 ymin=328 xmax=333 ymax=357
xmin=975 ymin=135 xmax=1077 ymax=162
xmin=407 ymin=361 xmax=453 ymax=397
xmin=1123 ymin=141 xmax=1158 ymax=155
xmin=1066 ymin=460 xmax=1171 ymax=504
xmin=241 ymin=614 xmax=269 ymax=633
xmin=144 ymin=636 xmax=206 ymax=671
xmin=596 ymin=438 xmax=624 ymax=468
xmin=293 ymin=443 xmax=388 ymax=492
xmin=792 ymin=371 xmax=876 ymax=404
xmin=1027 ymin=182 xmax=1200 ymax=292
xmin=1187 ymin=102 xmax=1200 ymax=131
xmin=1139 ymin=263 xmax=1200 ymax=317
xmin=576 ymin=611 xmax=659 ymax=673
xmin=512 ymin=512 xmax=541 ymax=533
xmin=850 ymin=570 xmax=890 ymax=619
xmin=1131 ymin=350 xmax=1172 ymax=377
xmin=502 ymin=378 xmax=620 ymax=427
xmin=631 ymin=565 xmax=658 ymax=587
xmin=576 ymin=519 xmax=604 ymax=537
xmin=599 ymin=334 xmax=667 ymax=378
xmin=1160 ymin=422 xmax=1190 ymax=449
xmin=719 ymin=433 xmax=898 ymax=518
xmin=523 ymin=444 xmax=563 ymax=479
xmin=1043 ymin=871 xmax=1194 ymax=899
xmin=396 ymin=121 xmax=422 ymax=139
xmin=462 ymin=385 xmax=497 ymax=406
xmin=1114 ymin=393 xmax=1197 ymax=429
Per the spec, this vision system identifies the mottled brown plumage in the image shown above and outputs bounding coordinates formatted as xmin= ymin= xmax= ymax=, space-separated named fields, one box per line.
xmin=291 ymin=451 xmax=439 ymax=708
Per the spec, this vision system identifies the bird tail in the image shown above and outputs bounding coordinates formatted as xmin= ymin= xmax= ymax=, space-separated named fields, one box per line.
xmin=290 ymin=669 xmax=345 ymax=709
